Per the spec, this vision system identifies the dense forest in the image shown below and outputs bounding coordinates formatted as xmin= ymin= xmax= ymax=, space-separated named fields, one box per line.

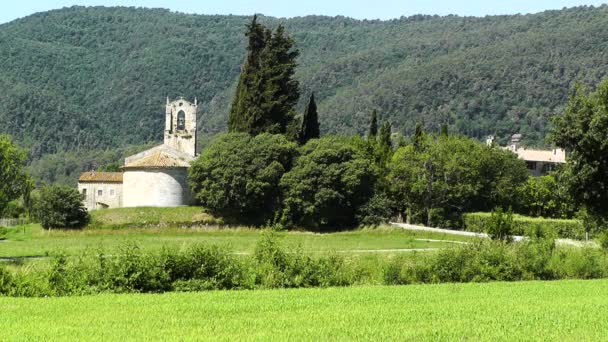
xmin=1 ymin=5 xmax=608 ymax=184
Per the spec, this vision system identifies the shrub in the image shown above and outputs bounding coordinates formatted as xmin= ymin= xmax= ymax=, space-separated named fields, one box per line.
xmin=35 ymin=185 xmax=89 ymax=229
xmin=189 ymin=133 xmax=297 ymax=225
xmin=0 ymin=264 xmax=13 ymax=295
xmin=598 ymin=231 xmax=608 ymax=250
xmin=280 ymin=136 xmax=378 ymax=230
xmin=253 ymin=231 xmax=354 ymax=288
xmin=486 ymin=207 xmax=514 ymax=242
xmin=463 ymin=212 xmax=585 ymax=239
xmin=383 ymin=239 xmax=563 ymax=285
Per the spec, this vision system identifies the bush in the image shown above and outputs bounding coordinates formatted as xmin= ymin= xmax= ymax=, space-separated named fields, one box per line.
xmin=35 ymin=185 xmax=90 ymax=229
xmin=384 ymin=239 xmax=559 ymax=285
xmin=189 ymin=133 xmax=297 ymax=225
xmin=253 ymin=231 xmax=354 ymax=288
xmin=486 ymin=207 xmax=514 ymax=242
xmin=280 ymin=136 xmax=378 ymax=230
xmin=463 ymin=212 xmax=585 ymax=239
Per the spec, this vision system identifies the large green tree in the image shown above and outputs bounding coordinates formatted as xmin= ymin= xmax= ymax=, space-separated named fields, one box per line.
xmin=388 ymin=134 xmax=528 ymax=227
xmin=228 ymin=17 xmax=299 ymax=136
xmin=552 ymin=79 xmax=608 ymax=221
xmin=280 ymin=136 xmax=377 ymax=230
xmin=189 ymin=133 xmax=297 ymax=225
xmin=0 ymin=135 xmax=29 ymax=216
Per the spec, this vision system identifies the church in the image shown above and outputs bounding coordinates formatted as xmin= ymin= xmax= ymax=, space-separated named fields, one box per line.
xmin=78 ymin=97 xmax=198 ymax=211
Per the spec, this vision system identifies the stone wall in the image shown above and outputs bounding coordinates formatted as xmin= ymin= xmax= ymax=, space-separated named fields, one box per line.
xmin=78 ymin=182 xmax=123 ymax=211
xmin=164 ymin=98 xmax=197 ymax=157
xmin=122 ymin=168 xmax=192 ymax=207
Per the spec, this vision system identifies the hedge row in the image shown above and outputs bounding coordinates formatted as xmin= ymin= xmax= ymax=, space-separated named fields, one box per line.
xmin=462 ymin=212 xmax=586 ymax=239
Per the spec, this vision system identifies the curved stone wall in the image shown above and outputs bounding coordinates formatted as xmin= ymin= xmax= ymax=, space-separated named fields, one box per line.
xmin=122 ymin=168 xmax=192 ymax=207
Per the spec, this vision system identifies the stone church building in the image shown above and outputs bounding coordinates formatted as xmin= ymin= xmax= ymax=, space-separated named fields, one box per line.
xmin=78 ymin=97 xmax=198 ymax=211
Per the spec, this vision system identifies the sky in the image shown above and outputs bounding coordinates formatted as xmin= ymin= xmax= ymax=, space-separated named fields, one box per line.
xmin=1 ymin=0 xmax=606 ymax=24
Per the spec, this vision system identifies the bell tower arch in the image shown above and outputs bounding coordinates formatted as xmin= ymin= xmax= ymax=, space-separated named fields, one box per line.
xmin=164 ymin=97 xmax=197 ymax=156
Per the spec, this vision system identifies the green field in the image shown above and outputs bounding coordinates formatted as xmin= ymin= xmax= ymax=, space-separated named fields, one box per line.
xmin=0 ymin=207 xmax=475 ymax=258
xmin=1 ymin=279 xmax=606 ymax=340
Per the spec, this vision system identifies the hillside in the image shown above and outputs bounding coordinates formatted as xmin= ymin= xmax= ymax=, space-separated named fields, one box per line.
xmin=2 ymin=5 xmax=608 ymax=182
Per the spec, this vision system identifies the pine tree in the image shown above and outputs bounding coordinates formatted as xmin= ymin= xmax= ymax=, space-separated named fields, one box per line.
xmin=299 ymin=93 xmax=320 ymax=144
xmin=368 ymin=110 xmax=378 ymax=141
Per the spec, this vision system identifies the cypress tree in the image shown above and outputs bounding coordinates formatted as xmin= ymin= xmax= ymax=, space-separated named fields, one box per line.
xmin=440 ymin=124 xmax=448 ymax=137
xmin=230 ymin=20 xmax=300 ymax=136
xmin=299 ymin=93 xmax=320 ymax=144
xmin=413 ymin=122 xmax=425 ymax=151
xmin=368 ymin=110 xmax=378 ymax=141
xmin=228 ymin=15 xmax=267 ymax=133
xmin=378 ymin=121 xmax=392 ymax=151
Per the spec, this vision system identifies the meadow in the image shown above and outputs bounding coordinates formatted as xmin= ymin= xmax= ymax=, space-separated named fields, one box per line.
xmin=0 ymin=208 xmax=474 ymax=258
xmin=1 ymin=279 xmax=606 ymax=340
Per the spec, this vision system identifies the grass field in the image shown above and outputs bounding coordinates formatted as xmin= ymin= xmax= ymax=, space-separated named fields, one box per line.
xmin=0 ymin=207 xmax=476 ymax=258
xmin=1 ymin=279 xmax=606 ymax=340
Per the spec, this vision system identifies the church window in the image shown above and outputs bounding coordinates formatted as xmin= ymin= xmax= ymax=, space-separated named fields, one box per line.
xmin=177 ymin=111 xmax=186 ymax=131
xmin=82 ymin=188 xmax=87 ymax=198
xmin=98 ymin=189 xmax=103 ymax=196
xmin=110 ymin=189 xmax=115 ymax=197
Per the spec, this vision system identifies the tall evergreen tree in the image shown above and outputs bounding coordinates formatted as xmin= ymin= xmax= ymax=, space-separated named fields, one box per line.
xmin=413 ymin=122 xmax=425 ymax=151
xmin=440 ymin=124 xmax=449 ymax=137
xmin=299 ymin=93 xmax=320 ymax=144
xmin=228 ymin=15 xmax=267 ymax=133
xmin=378 ymin=121 xmax=392 ymax=151
xmin=229 ymin=19 xmax=300 ymax=136
xmin=368 ymin=110 xmax=378 ymax=141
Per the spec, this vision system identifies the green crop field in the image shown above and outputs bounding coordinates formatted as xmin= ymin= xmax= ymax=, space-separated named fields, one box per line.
xmin=1 ymin=279 xmax=606 ymax=340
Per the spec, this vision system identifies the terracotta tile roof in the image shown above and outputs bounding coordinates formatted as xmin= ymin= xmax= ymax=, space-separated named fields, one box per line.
xmin=78 ymin=172 xmax=123 ymax=183
xmin=123 ymin=151 xmax=191 ymax=169
xmin=508 ymin=147 xmax=567 ymax=163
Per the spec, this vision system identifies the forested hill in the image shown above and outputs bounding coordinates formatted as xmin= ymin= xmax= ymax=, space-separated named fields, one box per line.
xmin=2 ymin=5 xmax=608 ymax=160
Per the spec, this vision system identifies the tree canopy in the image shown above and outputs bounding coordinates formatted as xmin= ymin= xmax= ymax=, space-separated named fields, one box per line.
xmin=280 ymin=136 xmax=377 ymax=229
xmin=552 ymin=78 xmax=608 ymax=220
xmin=0 ymin=135 xmax=29 ymax=215
xmin=189 ymin=133 xmax=297 ymax=224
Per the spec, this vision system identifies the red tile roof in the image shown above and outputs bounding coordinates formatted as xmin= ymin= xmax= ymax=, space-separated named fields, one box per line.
xmin=78 ymin=172 xmax=123 ymax=183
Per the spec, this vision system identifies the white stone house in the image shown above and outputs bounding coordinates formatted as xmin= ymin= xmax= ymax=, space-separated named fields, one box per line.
xmin=78 ymin=172 xmax=123 ymax=211
xmin=488 ymin=134 xmax=566 ymax=177
xmin=78 ymin=97 xmax=198 ymax=210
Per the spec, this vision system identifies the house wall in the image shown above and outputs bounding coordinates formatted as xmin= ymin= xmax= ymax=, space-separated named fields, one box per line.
xmin=122 ymin=168 xmax=192 ymax=207
xmin=77 ymin=182 xmax=123 ymax=211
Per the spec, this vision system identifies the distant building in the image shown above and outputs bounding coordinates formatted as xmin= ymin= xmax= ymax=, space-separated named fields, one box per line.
xmin=78 ymin=97 xmax=198 ymax=211
xmin=487 ymin=134 xmax=566 ymax=177
xmin=78 ymin=172 xmax=123 ymax=210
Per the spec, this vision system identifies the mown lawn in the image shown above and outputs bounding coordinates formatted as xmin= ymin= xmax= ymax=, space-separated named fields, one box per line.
xmin=0 ymin=223 xmax=472 ymax=258
xmin=1 ymin=279 xmax=606 ymax=340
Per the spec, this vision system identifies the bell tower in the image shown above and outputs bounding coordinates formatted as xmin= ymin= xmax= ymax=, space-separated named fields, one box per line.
xmin=164 ymin=97 xmax=197 ymax=157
